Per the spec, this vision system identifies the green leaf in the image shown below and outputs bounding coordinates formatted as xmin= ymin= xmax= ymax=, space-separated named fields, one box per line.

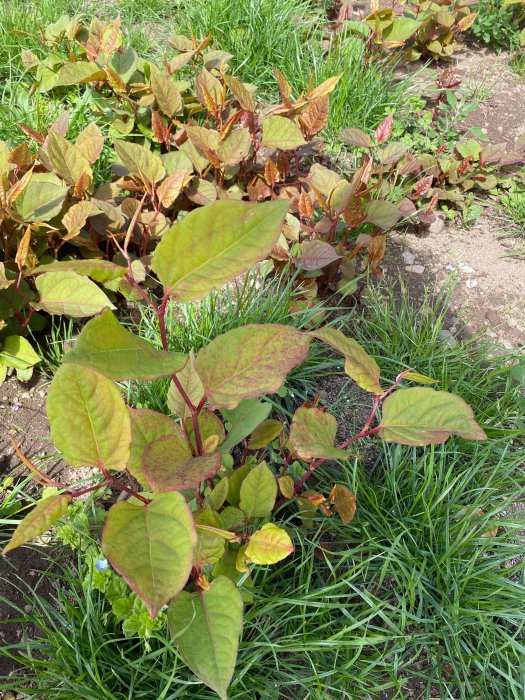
xmin=0 ymin=336 xmax=40 ymax=369
xmin=382 ymin=17 xmax=421 ymax=44
xmin=168 ymin=576 xmax=243 ymax=700
xmin=245 ymin=522 xmax=294 ymax=564
xmin=63 ymin=310 xmax=187 ymax=380
xmin=194 ymin=508 xmax=226 ymax=565
xmin=239 ymin=462 xmax=277 ymax=518
xmin=32 ymin=260 xmax=126 ymax=284
xmin=102 ymin=492 xmax=197 ymax=617
xmin=364 ymin=200 xmax=401 ymax=230
xmin=167 ymin=351 xmax=204 ymax=420
xmin=209 ymin=477 xmax=229 ymax=510
xmin=377 ymin=387 xmax=487 ymax=446
xmin=197 ymin=324 xmax=311 ymax=410
xmin=47 ymin=364 xmax=130 ymax=470
xmin=310 ymin=327 xmax=382 ymax=394
xmin=109 ymin=46 xmax=138 ymax=83
xmin=32 ymin=271 xmax=114 ymax=317
xmin=261 ymin=116 xmax=307 ymax=151
xmin=247 ymin=419 xmax=283 ymax=450
xmin=54 ymin=61 xmax=107 ymax=87
xmin=220 ymin=399 xmax=272 ymax=453
xmin=289 ymin=406 xmax=349 ymax=460
xmin=13 ymin=172 xmax=68 ymax=222
xmin=226 ymin=464 xmax=251 ymax=507
xmin=217 ymin=128 xmax=251 ymax=166
xmin=150 ymin=67 xmax=183 ymax=117
xmin=152 ymin=200 xmax=289 ymax=301
xmin=186 ymin=410 xmax=225 ymax=452
xmin=114 ymin=140 xmax=165 ymax=186
xmin=46 ymin=131 xmax=92 ymax=186
xmin=128 ymin=408 xmax=183 ymax=485
xmin=3 ymin=494 xmax=72 ymax=554
xmin=75 ymin=122 xmax=105 ymax=164
xmin=142 ymin=434 xmax=221 ymax=492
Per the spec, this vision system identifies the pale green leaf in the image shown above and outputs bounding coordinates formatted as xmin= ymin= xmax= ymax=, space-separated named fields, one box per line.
xmin=63 ymin=310 xmax=187 ymax=380
xmin=3 ymin=494 xmax=72 ymax=554
xmin=32 ymin=271 xmax=114 ymax=317
xmin=378 ymin=387 xmax=487 ymax=445
xmin=167 ymin=351 xmax=205 ymax=420
xmin=289 ymin=406 xmax=349 ymax=460
xmin=102 ymin=492 xmax=197 ymax=617
xmin=47 ymin=363 xmax=130 ymax=470
xmin=310 ymin=326 xmax=382 ymax=394
xmin=247 ymin=419 xmax=283 ymax=450
xmin=168 ymin=575 xmax=243 ymax=700
xmin=46 ymin=131 xmax=92 ymax=186
xmin=239 ymin=461 xmax=277 ymax=518
xmin=114 ymin=140 xmax=165 ymax=186
xmin=245 ymin=522 xmax=294 ymax=564
xmin=32 ymin=259 xmax=125 ymax=284
xmin=128 ymin=408 xmax=183 ymax=485
xmin=13 ymin=172 xmax=68 ymax=222
xmin=0 ymin=335 xmax=40 ymax=370
xmin=152 ymin=200 xmax=289 ymax=301
xmin=54 ymin=61 xmax=107 ymax=87
xmin=261 ymin=116 xmax=307 ymax=151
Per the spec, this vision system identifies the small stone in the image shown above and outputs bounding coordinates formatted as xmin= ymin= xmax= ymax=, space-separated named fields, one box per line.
xmin=485 ymin=310 xmax=500 ymax=325
xmin=507 ymin=318 xmax=518 ymax=328
xmin=459 ymin=263 xmax=476 ymax=274
xmin=405 ymin=264 xmax=425 ymax=274
xmin=429 ymin=213 xmax=445 ymax=234
xmin=24 ymin=604 xmax=32 ymax=613
xmin=439 ymin=329 xmax=458 ymax=348
xmin=401 ymin=251 xmax=415 ymax=265
xmin=465 ymin=280 xmax=478 ymax=289
xmin=486 ymin=331 xmax=498 ymax=338
xmin=38 ymin=390 xmax=46 ymax=398
xmin=500 ymin=340 xmax=514 ymax=350
xmin=445 ymin=264 xmax=456 ymax=272
xmin=20 ymin=391 xmax=31 ymax=399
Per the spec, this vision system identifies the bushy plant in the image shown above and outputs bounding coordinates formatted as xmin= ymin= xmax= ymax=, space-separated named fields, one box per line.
xmin=471 ymin=0 xmax=525 ymax=49
xmin=360 ymin=0 xmax=478 ymax=59
xmin=2 ymin=197 xmax=487 ymax=698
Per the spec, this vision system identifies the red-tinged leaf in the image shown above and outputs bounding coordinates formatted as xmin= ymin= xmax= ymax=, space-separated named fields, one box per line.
xmin=245 ymin=522 xmax=293 ymax=565
xmin=142 ymin=434 xmax=221 ymax=493
xmin=3 ymin=494 xmax=72 ymax=554
xmin=374 ymin=113 xmax=394 ymax=144
xmin=299 ymin=95 xmax=330 ymax=137
xmin=307 ymin=74 xmax=342 ymax=100
xmin=102 ymin=492 xmax=197 ymax=617
xmin=157 ymin=172 xmax=189 ymax=208
xmin=196 ymin=324 xmax=311 ymax=410
xmin=365 ymin=200 xmax=401 ymax=230
xmin=274 ymin=68 xmax=293 ymax=101
xmin=339 ymin=127 xmax=372 ymax=148
xmin=296 ymin=240 xmax=341 ymax=270
xmin=290 ymin=406 xmax=350 ymax=461
xmin=17 ymin=123 xmax=44 ymax=144
xmin=413 ymin=175 xmax=434 ymax=197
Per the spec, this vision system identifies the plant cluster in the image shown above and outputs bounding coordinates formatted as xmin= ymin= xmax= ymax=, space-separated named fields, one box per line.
xmin=358 ymin=0 xmax=478 ymax=60
xmin=2 ymin=198 xmax=487 ymax=699
xmin=471 ymin=0 xmax=525 ymax=50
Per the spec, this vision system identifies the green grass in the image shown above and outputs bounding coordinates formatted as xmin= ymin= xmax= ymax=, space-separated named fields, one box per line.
xmin=127 ymin=270 xmax=345 ymax=416
xmin=2 ymin=280 xmax=524 ymax=698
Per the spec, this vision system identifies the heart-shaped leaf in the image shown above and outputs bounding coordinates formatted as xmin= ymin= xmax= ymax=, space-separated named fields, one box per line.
xmin=168 ymin=576 xmax=243 ymax=700
xmin=102 ymin=492 xmax=196 ymax=617
xmin=261 ymin=116 xmax=307 ymax=151
xmin=378 ymin=387 xmax=487 ymax=445
xmin=128 ymin=408 xmax=183 ymax=485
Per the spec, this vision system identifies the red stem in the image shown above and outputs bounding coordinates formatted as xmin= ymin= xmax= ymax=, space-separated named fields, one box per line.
xmin=99 ymin=464 xmax=150 ymax=505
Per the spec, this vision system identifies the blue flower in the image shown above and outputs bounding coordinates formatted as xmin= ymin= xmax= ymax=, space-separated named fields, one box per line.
xmin=96 ymin=558 xmax=109 ymax=572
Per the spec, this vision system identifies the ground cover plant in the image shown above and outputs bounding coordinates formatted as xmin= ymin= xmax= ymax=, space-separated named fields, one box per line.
xmin=2 ymin=198 xmax=489 ymax=697
xmin=471 ymin=0 xmax=525 ymax=49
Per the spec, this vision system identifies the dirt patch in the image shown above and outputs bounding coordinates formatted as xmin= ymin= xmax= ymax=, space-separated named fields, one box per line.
xmin=0 ymin=545 xmax=58 ymax=682
xmin=455 ymin=46 xmax=525 ymax=147
xmin=0 ymin=375 xmax=64 ymax=480
xmin=388 ymin=209 xmax=525 ymax=349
